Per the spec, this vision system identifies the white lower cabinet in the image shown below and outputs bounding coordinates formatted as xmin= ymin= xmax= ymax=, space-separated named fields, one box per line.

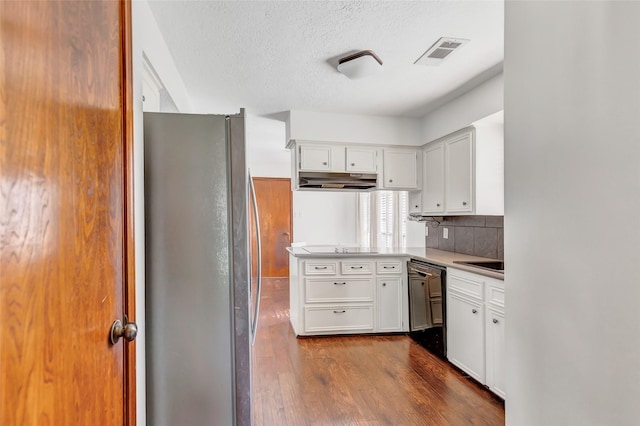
xmin=447 ymin=267 xmax=505 ymax=398
xmin=485 ymin=280 xmax=506 ymax=398
xmin=289 ymin=255 xmax=408 ymax=336
xmin=446 ymin=291 xmax=485 ymax=383
xmin=377 ymin=277 xmax=403 ymax=332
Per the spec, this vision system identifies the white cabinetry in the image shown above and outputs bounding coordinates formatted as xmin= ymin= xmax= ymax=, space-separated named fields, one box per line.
xmin=346 ymin=147 xmax=378 ymax=173
xmin=446 ymin=267 xmax=506 ymax=398
xmin=296 ymin=142 xmax=380 ymax=173
xmin=377 ymin=277 xmax=403 ymax=332
xmin=381 ymin=149 xmax=420 ymax=190
xmin=408 ymin=191 xmax=422 ymax=214
xmin=422 ymin=142 xmax=445 ymax=214
xmin=376 ymin=259 xmax=404 ymax=332
xmin=418 ymin=115 xmax=503 ymax=215
xmin=447 ymin=269 xmax=485 ymax=382
xmin=288 ymin=140 xmax=426 ymax=191
xmin=299 ymin=144 xmax=335 ymax=171
xmin=289 ymin=255 xmax=408 ymax=336
xmin=444 ymin=131 xmax=474 ymax=213
xmin=485 ymin=279 xmax=506 ymax=398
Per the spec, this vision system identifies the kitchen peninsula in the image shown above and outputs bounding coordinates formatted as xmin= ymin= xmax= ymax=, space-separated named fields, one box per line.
xmin=286 ymin=246 xmax=503 ymax=336
xmin=286 ymin=245 xmax=506 ymax=398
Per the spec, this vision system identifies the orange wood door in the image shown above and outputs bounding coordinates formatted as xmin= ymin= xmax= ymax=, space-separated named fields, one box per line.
xmin=252 ymin=178 xmax=293 ymax=277
xmin=0 ymin=1 xmax=135 ymax=424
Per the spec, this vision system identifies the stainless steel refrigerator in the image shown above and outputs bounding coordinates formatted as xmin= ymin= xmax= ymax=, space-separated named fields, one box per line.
xmin=144 ymin=110 xmax=261 ymax=426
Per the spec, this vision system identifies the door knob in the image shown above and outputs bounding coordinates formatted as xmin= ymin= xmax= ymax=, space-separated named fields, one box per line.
xmin=110 ymin=315 xmax=138 ymax=344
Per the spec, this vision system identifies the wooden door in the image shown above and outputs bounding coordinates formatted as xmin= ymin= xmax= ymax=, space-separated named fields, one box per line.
xmin=1 ymin=1 xmax=135 ymax=424
xmin=252 ymin=178 xmax=292 ymax=277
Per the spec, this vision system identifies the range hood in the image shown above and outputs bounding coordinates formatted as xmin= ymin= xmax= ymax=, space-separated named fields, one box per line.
xmin=297 ymin=171 xmax=378 ymax=191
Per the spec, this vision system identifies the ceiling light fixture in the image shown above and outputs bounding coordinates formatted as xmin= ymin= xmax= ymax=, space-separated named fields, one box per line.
xmin=337 ymin=50 xmax=383 ymax=80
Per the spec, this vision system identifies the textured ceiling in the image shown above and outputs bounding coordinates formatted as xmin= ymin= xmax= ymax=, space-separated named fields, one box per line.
xmin=147 ymin=0 xmax=504 ymax=117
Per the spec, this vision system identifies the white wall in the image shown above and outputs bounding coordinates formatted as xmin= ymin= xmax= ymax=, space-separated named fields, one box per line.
xmin=292 ymin=191 xmax=357 ymax=245
xmin=504 ymin=2 xmax=640 ymax=425
xmin=421 ymin=73 xmax=503 ymax=143
xmin=137 ymin=1 xmax=192 ymax=113
xmin=287 ymin=110 xmax=423 ymax=146
xmin=245 ymin=114 xmax=290 ymax=178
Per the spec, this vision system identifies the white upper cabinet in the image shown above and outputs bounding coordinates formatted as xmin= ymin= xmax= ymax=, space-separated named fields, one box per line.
xmin=287 ymin=140 xmax=420 ymax=191
xmin=346 ymin=147 xmax=378 ymax=173
xmin=422 ymin=142 xmax=445 ymax=214
xmin=419 ymin=113 xmax=503 ymax=216
xmin=294 ymin=141 xmax=379 ymax=174
xmin=445 ymin=130 xmax=474 ymax=213
xmin=299 ymin=144 xmax=345 ymax=172
xmin=381 ymin=149 xmax=420 ymax=190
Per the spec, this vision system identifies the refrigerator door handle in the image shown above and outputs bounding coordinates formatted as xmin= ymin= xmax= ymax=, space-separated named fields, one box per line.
xmin=249 ymin=171 xmax=262 ymax=345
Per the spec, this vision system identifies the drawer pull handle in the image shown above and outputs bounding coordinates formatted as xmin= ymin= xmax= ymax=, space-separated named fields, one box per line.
xmin=333 ymin=310 xmax=346 ymax=314
xmin=493 ymin=318 xmax=499 ymax=324
xmin=334 ymin=282 xmax=346 ymax=286
xmin=351 ymin=266 xmax=363 ymax=269
xmin=472 ymin=309 xmax=478 ymax=314
xmin=382 ymin=283 xmax=387 ymax=287
xmin=383 ymin=266 xmax=395 ymax=269
xmin=314 ymin=266 xmax=328 ymax=270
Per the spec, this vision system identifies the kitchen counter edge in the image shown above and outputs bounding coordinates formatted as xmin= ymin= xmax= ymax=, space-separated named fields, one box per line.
xmin=286 ymin=247 xmax=504 ymax=281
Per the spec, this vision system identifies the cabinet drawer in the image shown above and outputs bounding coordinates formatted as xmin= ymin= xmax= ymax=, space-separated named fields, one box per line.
xmin=304 ymin=305 xmax=374 ymax=332
xmin=341 ymin=261 xmax=374 ymax=275
xmin=447 ymin=269 xmax=483 ymax=300
xmin=376 ymin=261 xmax=403 ymax=274
xmin=304 ymin=261 xmax=338 ymax=275
xmin=305 ymin=278 xmax=373 ymax=303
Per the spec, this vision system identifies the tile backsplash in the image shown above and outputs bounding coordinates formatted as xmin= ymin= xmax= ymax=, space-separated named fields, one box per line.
xmin=425 ymin=216 xmax=504 ymax=260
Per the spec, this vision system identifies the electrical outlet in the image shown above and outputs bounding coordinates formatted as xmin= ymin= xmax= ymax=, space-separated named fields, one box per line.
xmin=425 ymin=227 xmax=429 ymax=237
xmin=443 ymin=228 xmax=449 ymax=239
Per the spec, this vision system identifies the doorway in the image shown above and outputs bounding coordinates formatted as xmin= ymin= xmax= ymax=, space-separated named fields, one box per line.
xmin=252 ymin=178 xmax=293 ymax=278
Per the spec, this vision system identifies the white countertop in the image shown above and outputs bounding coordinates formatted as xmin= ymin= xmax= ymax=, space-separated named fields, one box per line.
xmin=286 ymin=246 xmax=504 ymax=280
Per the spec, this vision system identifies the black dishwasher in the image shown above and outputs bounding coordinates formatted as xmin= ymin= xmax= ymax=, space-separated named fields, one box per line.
xmin=407 ymin=259 xmax=446 ymax=359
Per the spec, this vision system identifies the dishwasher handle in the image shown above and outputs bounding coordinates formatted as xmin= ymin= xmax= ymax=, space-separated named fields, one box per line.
xmin=408 ymin=266 xmax=435 ymax=278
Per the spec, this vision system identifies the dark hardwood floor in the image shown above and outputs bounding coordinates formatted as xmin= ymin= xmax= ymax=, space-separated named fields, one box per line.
xmin=252 ymin=277 xmax=505 ymax=425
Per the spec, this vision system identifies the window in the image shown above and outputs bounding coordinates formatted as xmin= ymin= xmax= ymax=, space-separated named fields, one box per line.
xmin=356 ymin=191 xmax=408 ymax=248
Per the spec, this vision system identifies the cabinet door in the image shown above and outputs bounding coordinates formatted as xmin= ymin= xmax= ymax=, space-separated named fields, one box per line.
xmin=446 ymin=292 xmax=485 ymax=382
xmin=408 ymin=191 xmax=422 ymax=213
xmin=377 ymin=277 xmax=403 ymax=332
xmin=383 ymin=150 xmax=418 ymax=189
xmin=486 ymin=309 xmax=506 ymax=398
xmin=300 ymin=145 xmax=332 ymax=171
xmin=445 ymin=131 xmax=473 ymax=213
xmin=422 ymin=142 xmax=445 ymax=214
xmin=346 ymin=147 xmax=377 ymax=172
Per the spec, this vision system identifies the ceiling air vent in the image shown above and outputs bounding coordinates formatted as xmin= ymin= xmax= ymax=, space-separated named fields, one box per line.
xmin=414 ymin=37 xmax=469 ymax=66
